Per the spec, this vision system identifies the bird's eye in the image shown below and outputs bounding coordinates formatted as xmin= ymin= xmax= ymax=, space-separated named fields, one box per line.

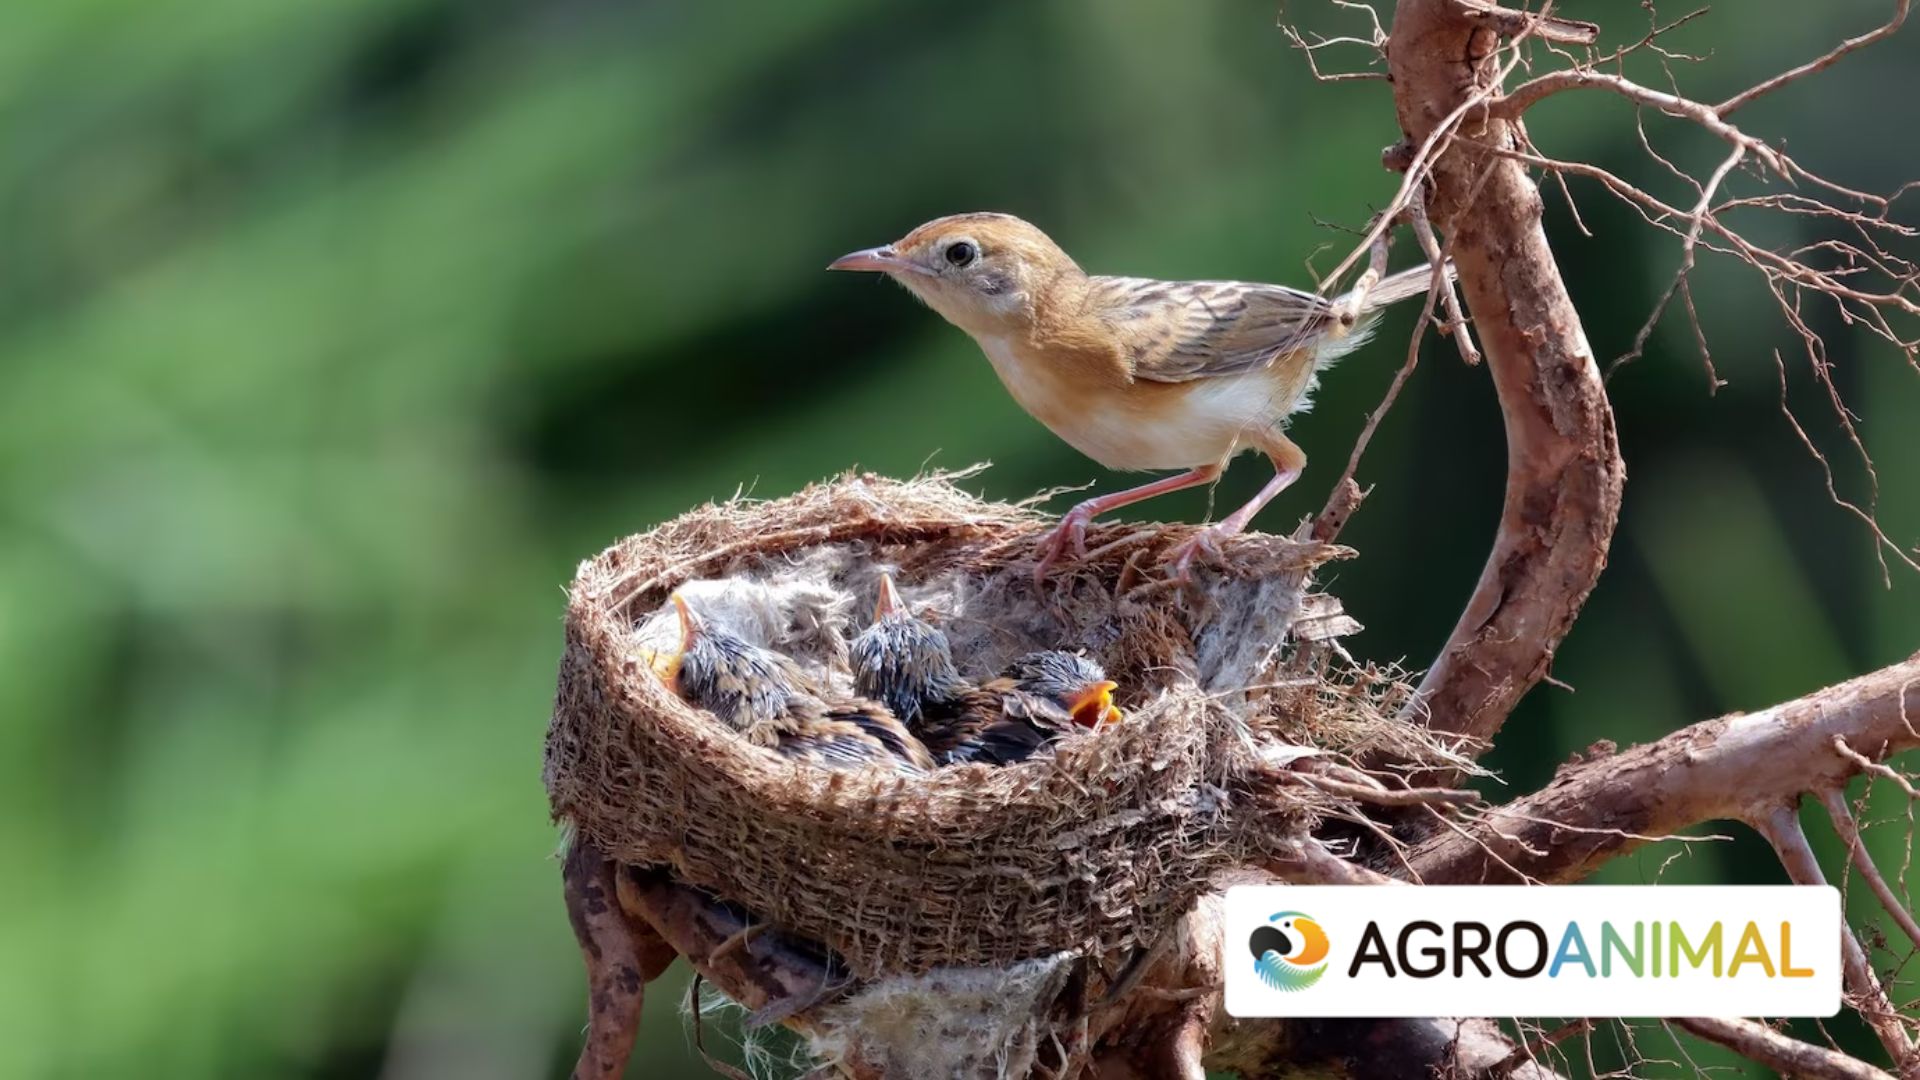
xmin=944 ymin=241 xmax=977 ymax=268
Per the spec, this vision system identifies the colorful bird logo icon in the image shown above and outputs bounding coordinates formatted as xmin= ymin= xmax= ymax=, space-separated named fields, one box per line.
xmin=1248 ymin=911 xmax=1330 ymax=992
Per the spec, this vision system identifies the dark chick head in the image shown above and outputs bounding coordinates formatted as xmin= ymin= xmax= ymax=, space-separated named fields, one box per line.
xmin=849 ymin=573 xmax=965 ymax=722
xmin=1002 ymin=651 xmax=1123 ymax=728
xmin=649 ymin=594 xmax=798 ymax=731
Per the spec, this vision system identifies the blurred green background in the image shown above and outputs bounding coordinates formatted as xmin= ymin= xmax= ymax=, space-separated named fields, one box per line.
xmin=1 ymin=1 xmax=1914 ymax=1077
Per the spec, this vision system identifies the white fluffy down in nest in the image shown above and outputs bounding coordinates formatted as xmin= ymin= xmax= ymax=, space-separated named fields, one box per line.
xmin=807 ymin=953 xmax=1078 ymax=1080
xmin=628 ymin=550 xmax=866 ymax=678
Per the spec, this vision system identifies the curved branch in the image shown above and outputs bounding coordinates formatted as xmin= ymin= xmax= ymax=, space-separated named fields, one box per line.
xmin=1672 ymin=1017 xmax=1898 ymax=1080
xmin=1384 ymin=0 xmax=1626 ymax=751
xmin=560 ymin=841 xmax=683 ymax=1080
xmin=1410 ymin=654 xmax=1920 ymax=885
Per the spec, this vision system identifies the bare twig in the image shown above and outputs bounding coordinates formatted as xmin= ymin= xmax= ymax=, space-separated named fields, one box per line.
xmin=1457 ymin=1 xmax=1599 ymax=46
xmin=1818 ymin=786 xmax=1920 ymax=953
xmin=1717 ymin=0 xmax=1911 ymax=115
xmin=1291 ymin=770 xmax=1482 ymax=807
xmin=1835 ymin=735 xmax=1920 ymax=799
xmin=1755 ymin=805 xmax=1917 ymax=1067
xmin=1494 ymin=70 xmax=1785 ymax=175
xmin=1672 ymin=1016 xmax=1898 ymax=1080
xmin=1409 ymin=193 xmax=1481 ymax=365
xmin=1488 ymin=1018 xmax=1595 ymax=1080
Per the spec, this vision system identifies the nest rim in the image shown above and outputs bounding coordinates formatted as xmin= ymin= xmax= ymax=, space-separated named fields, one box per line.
xmin=544 ymin=469 xmax=1371 ymax=977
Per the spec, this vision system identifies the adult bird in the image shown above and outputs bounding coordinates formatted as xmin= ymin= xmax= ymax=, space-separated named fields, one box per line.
xmin=850 ymin=573 xmax=1120 ymax=765
xmin=647 ymin=594 xmax=934 ymax=774
xmin=829 ymin=213 xmax=1440 ymax=580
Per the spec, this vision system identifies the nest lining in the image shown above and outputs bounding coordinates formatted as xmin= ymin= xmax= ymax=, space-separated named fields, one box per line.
xmin=545 ymin=471 xmax=1426 ymax=979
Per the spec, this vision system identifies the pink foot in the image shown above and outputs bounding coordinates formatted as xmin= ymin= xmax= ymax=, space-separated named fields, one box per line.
xmin=1167 ymin=525 xmax=1232 ymax=583
xmin=1033 ymin=504 xmax=1098 ymax=584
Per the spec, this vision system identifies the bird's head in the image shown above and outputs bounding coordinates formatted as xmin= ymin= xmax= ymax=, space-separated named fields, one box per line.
xmin=827 ymin=212 xmax=1079 ymax=337
xmin=1002 ymin=650 xmax=1123 ymax=728
xmin=644 ymin=593 xmax=793 ymax=731
xmin=849 ymin=573 xmax=962 ymax=720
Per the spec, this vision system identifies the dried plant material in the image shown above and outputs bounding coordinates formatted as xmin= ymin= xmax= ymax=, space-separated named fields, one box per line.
xmin=808 ymin=955 xmax=1077 ymax=1079
xmin=546 ymin=470 xmax=1441 ymax=982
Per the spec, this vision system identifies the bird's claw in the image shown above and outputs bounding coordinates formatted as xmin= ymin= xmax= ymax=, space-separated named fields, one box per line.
xmin=1033 ymin=507 xmax=1095 ymax=585
xmin=1167 ymin=527 xmax=1226 ymax=583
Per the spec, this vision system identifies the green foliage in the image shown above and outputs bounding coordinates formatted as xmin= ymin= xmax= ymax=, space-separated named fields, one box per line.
xmin=0 ymin=1 xmax=1912 ymax=1077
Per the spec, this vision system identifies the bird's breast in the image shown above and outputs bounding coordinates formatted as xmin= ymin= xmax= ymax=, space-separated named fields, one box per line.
xmin=975 ymin=335 xmax=1306 ymax=471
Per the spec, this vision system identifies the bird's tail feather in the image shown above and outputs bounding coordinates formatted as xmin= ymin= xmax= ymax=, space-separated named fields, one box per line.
xmin=1346 ymin=261 xmax=1456 ymax=311
xmin=1309 ymin=261 xmax=1459 ymax=371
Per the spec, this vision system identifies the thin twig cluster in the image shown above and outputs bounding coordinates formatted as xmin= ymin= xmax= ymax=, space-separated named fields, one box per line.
xmin=1290 ymin=0 xmax=1920 ymax=582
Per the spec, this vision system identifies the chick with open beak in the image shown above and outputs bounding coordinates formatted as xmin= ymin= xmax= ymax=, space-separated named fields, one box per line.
xmin=948 ymin=651 xmax=1120 ymax=768
xmin=850 ymin=573 xmax=1122 ymax=766
xmin=648 ymin=594 xmax=933 ymax=774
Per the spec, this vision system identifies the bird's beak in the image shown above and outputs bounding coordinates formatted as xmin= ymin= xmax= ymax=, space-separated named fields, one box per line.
xmin=646 ymin=594 xmax=702 ymax=687
xmin=640 ymin=647 xmax=681 ymax=686
xmin=672 ymin=593 xmax=703 ymax=649
xmin=873 ymin=573 xmax=904 ymax=621
xmin=1068 ymin=681 xmax=1122 ymax=728
xmin=828 ymin=245 xmax=925 ymax=275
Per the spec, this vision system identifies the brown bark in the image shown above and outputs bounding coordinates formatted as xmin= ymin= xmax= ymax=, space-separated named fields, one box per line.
xmin=1673 ymin=1017 xmax=1899 ymax=1080
xmin=1386 ymin=0 xmax=1626 ymax=752
xmin=562 ymin=841 xmax=677 ymax=1080
xmin=1410 ymin=653 xmax=1920 ymax=885
xmin=619 ymin=867 xmax=851 ymax=1029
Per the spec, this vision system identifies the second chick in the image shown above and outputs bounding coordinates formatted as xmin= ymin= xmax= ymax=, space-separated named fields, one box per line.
xmin=851 ymin=574 xmax=1121 ymax=766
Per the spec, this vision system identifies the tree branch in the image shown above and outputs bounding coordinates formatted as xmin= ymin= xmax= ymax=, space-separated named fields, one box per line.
xmin=1755 ymin=806 xmax=1917 ymax=1067
xmin=1409 ymin=654 xmax=1920 ymax=885
xmin=561 ymin=841 xmax=680 ymax=1080
xmin=1671 ymin=1017 xmax=1898 ymax=1080
xmin=1382 ymin=0 xmax=1626 ymax=751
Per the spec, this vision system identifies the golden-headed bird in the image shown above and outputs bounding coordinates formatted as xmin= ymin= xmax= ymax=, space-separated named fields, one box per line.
xmin=829 ymin=213 xmax=1439 ymax=580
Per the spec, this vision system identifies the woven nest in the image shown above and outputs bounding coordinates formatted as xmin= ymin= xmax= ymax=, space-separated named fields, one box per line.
xmin=545 ymin=470 xmax=1426 ymax=981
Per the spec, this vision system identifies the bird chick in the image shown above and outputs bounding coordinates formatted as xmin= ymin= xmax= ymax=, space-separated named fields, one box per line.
xmin=630 ymin=574 xmax=848 ymax=669
xmin=946 ymin=650 xmax=1121 ymax=768
xmin=850 ymin=573 xmax=1120 ymax=765
xmin=829 ymin=213 xmax=1440 ymax=581
xmin=648 ymin=594 xmax=933 ymax=774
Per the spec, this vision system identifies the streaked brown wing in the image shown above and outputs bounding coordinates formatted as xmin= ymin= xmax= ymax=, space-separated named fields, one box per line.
xmin=914 ymin=689 xmax=999 ymax=761
xmin=776 ymin=719 xmax=918 ymax=775
xmin=777 ymin=697 xmax=933 ymax=774
xmin=831 ymin=700 xmax=935 ymax=772
xmin=944 ymin=689 xmax=1076 ymax=767
xmin=1089 ymin=275 xmax=1334 ymax=384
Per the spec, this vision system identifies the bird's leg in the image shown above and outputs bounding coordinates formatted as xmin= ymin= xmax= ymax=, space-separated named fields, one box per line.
xmin=1033 ymin=464 xmax=1221 ymax=583
xmin=1167 ymin=438 xmax=1306 ymax=581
